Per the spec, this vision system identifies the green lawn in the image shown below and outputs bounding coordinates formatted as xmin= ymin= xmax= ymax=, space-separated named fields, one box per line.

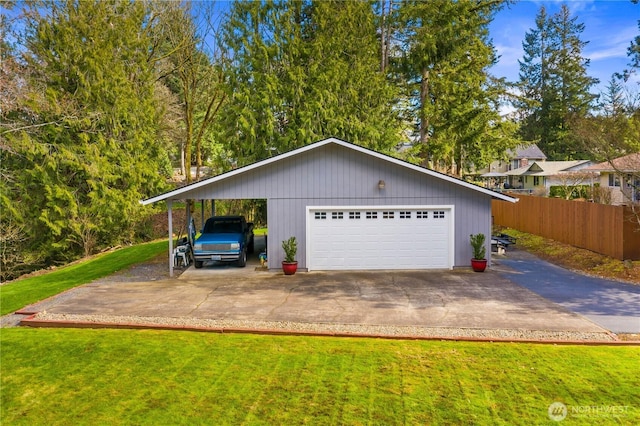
xmin=1 ymin=328 xmax=638 ymax=425
xmin=253 ymin=227 xmax=268 ymax=236
xmin=0 ymin=240 xmax=168 ymax=315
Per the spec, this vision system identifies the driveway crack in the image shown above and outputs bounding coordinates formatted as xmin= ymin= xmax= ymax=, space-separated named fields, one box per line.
xmin=188 ymin=286 xmax=219 ymax=316
xmin=268 ymin=284 xmax=301 ymax=317
xmin=390 ymin=274 xmax=412 ymax=306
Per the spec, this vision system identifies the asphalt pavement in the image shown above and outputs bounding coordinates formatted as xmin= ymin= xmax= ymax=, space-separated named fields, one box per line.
xmin=495 ymin=249 xmax=640 ymax=334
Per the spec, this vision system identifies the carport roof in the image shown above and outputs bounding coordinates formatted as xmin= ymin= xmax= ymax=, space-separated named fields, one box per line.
xmin=141 ymin=138 xmax=518 ymax=205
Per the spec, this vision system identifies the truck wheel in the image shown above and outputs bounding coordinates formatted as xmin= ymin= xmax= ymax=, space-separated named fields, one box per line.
xmin=195 ymin=260 xmax=203 ymax=269
xmin=236 ymin=249 xmax=247 ymax=267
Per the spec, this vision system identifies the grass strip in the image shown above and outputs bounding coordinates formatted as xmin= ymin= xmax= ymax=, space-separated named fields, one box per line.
xmin=0 ymin=240 xmax=168 ymax=315
xmin=253 ymin=227 xmax=268 ymax=236
xmin=1 ymin=329 xmax=638 ymax=425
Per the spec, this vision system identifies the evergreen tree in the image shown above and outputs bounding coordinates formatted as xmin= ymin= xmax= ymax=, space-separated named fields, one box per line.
xmin=395 ymin=0 xmax=515 ymax=175
xmin=572 ymin=79 xmax=638 ymax=160
xmin=1 ymin=0 xmax=169 ymax=275
xmin=626 ymin=0 xmax=639 ymax=76
xmin=517 ymin=5 xmax=599 ymax=160
xmin=217 ymin=0 xmax=402 ymax=167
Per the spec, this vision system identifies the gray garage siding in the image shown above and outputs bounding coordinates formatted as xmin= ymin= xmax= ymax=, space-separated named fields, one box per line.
xmin=189 ymin=143 xmax=474 ymax=200
xmin=269 ymin=196 xmax=490 ymax=270
xmin=185 ymin=144 xmax=492 ymax=270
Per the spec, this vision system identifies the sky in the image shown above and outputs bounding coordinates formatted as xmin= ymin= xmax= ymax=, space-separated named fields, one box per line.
xmin=489 ymin=0 xmax=640 ymax=93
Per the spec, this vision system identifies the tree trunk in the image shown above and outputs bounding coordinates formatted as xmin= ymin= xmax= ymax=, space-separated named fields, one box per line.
xmin=419 ymin=68 xmax=430 ymax=166
xmin=380 ymin=0 xmax=390 ymax=73
xmin=180 ymin=141 xmax=185 ymax=177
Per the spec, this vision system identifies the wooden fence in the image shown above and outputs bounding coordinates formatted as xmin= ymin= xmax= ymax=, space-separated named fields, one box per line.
xmin=492 ymin=194 xmax=640 ymax=260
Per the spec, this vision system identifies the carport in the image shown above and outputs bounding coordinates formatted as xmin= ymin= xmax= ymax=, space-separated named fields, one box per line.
xmin=141 ymin=138 xmax=517 ymax=276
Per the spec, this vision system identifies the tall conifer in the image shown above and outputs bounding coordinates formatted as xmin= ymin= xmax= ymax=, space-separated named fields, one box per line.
xmin=217 ymin=0 xmax=402 ymax=167
xmin=517 ymin=5 xmax=598 ymax=160
xmin=395 ymin=0 xmax=514 ymax=175
xmin=1 ymin=0 xmax=169 ymax=269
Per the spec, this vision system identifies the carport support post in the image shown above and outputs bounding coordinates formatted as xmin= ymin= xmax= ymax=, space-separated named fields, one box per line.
xmin=167 ymin=200 xmax=174 ymax=277
xmin=200 ymin=199 xmax=205 ymax=231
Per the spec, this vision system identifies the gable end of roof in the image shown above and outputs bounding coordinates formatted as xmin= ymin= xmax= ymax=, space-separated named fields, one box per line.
xmin=141 ymin=138 xmax=518 ymax=205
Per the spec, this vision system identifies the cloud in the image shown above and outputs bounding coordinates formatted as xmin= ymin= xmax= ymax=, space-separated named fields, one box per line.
xmin=587 ymin=26 xmax=638 ymax=62
xmin=494 ymin=43 xmax=523 ymax=68
xmin=528 ymin=0 xmax=597 ymax=15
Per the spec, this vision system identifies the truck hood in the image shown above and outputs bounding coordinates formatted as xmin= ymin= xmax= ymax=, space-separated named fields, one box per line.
xmin=195 ymin=233 xmax=243 ymax=244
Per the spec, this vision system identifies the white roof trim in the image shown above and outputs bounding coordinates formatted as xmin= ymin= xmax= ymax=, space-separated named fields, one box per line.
xmin=141 ymin=137 xmax=518 ymax=205
xmin=506 ymin=160 xmax=592 ymax=176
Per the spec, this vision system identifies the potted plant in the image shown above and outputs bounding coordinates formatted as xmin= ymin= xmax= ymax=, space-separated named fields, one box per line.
xmin=282 ymin=236 xmax=298 ymax=275
xmin=470 ymin=233 xmax=487 ymax=272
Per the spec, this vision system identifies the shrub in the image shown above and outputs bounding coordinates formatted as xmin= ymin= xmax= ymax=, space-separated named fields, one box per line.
xmin=470 ymin=233 xmax=486 ymax=260
xmin=282 ymin=237 xmax=297 ymax=263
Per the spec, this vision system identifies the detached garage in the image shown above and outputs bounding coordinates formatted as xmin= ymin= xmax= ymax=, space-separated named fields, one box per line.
xmin=142 ymin=138 xmax=517 ymax=274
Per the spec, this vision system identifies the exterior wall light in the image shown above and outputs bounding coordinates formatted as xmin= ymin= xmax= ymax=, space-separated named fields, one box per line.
xmin=378 ymin=180 xmax=386 ymax=190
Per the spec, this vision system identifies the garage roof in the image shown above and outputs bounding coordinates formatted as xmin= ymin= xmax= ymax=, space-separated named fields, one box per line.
xmin=141 ymin=138 xmax=518 ymax=205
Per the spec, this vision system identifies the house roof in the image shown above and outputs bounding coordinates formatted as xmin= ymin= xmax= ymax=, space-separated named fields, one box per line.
xmin=507 ymin=144 xmax=547 ymax=160
xmin=141 ymin=138 xmax=518 ymax=205
xmin=506 ymin=160 xmax=593 ymax=176
xmin=583 ymin=153 xmax=640 ymax=173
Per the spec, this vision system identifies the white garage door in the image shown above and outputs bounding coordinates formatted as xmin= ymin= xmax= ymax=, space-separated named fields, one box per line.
xmin=307 ymin=206 xmax=453 ymax=271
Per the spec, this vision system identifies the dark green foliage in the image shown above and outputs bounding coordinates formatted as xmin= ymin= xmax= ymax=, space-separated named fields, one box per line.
xmin=395 ymin=0 xmax=518 ymax=175
xmin=549 ymin=185 xmax=591 ymax=200
xmin=625 ymin=0 xmax=639 ymax=76
xmin=516 ymin=5 xmax=599 ymax=160
xmin=1 ymin=1 xmax=169 ymax=278
xmin=217 ymin=0 xmax=402 ymax=167
xmin=214 ymin=200 xmax=267 ymax=228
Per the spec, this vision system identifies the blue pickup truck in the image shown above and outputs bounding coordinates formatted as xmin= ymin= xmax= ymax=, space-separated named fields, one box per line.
xmin=193 ymin=216 xmax=255 ymax=268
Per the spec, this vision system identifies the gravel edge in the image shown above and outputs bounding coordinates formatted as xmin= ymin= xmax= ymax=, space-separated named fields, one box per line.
xmin=28 ymin=312 xmax=617 ymax=342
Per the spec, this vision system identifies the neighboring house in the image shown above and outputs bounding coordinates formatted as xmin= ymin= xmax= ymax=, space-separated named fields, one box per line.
xmin=505 ymin=160 xmax=593 ymax=193
xmin=583 ymin=153 xmax=640 ymax=205
xmin=477 ymin=144 xmax=547 ymax=175
xmin=142 ymin=138 xmax=517 ymax=275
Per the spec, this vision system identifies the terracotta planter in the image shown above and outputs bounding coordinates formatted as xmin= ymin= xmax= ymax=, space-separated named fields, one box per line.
xmin=471 ymin=258 xmax=487 ymax=272
xmin=282 ymin=261 xmax=298 ymax=275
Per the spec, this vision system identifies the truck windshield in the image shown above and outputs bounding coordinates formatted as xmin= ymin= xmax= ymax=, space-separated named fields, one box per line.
xmin=204 ymin=219 xmax=243 ymax=234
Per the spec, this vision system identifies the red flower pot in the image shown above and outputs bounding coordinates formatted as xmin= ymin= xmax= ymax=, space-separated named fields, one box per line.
xmin=282 ymin=261 xmax=298 ymax=275
xmin=471 ymin=259 xmax=487 ymax=272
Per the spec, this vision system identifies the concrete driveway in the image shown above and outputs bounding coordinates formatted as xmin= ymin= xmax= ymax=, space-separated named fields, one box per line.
xmin=30 ymin=264 xmax=605 ymax=334
xmin=496 ymin=249 xmax=640 ymax=334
